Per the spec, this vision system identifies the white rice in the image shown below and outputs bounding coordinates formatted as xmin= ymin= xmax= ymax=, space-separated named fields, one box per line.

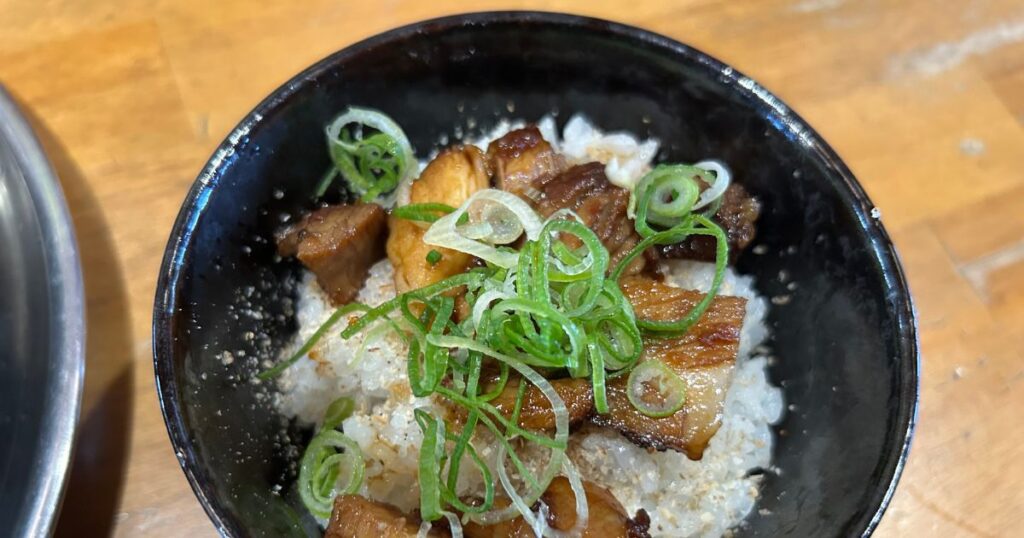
xmin=274 ymin=117 xmax=784 ymax=536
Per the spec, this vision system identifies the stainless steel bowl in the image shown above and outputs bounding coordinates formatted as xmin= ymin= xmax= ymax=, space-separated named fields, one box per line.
xmin=0 ymin=85 xmax=85 ymax=537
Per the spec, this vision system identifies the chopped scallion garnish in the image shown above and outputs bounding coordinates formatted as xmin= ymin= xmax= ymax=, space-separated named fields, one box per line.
xmin=393 ymin=203 xmax=457 ymax=224
xmin=297 ymin=397 xmax=364 ymax=519
xmin=626 ymin=360 xmax=687 ymax=418
xmin=617 ymin=165 xmax=731 ymax=335
xmin=275 ymin=111 xmax=735 ymax=531
xmin=322 ymin=107 xmax=416 ymax=205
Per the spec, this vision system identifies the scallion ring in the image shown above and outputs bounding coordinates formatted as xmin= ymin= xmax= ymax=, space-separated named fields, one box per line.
xmin=692 ymin=160 xmax=731 ymax=214
xmin=323 ymin=107 xmax=416 ymax=204
xmin=633 ymin=164 xmax=703 ymax=235
xmin=625 ymin=360 xmax=687 ymax=418
xmin=297 ymin=429 xmax=365 ymax=519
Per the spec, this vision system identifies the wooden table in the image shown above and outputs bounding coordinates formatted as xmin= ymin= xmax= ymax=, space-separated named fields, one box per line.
xmin=2 ymin=0 xmax=1021 ymax=536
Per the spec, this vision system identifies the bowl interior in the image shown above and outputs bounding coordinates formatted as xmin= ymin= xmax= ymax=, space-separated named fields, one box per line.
xmin=155 ymin=13 xmax=916 ymax=537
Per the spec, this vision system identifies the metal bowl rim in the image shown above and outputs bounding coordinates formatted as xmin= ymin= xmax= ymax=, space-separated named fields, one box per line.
xmin=0 ymin=85 xmax=86 ymax=538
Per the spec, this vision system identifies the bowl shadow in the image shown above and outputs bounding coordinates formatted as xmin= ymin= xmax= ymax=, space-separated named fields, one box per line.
xmin=22 ymin=107 xmax=136 ymax=537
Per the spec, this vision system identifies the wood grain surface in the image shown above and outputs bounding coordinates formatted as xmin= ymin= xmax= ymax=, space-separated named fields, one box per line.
xmin=1 ymin=0 xmax=1022 ymax=536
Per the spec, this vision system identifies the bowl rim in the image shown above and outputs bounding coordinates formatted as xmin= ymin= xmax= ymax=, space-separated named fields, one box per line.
xmin=0 ymin=85 xmax=86 ymax=537
xmin=153 ymin=10 xmax=919 ymax=537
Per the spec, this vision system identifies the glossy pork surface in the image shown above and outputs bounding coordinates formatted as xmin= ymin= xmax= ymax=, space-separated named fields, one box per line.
xmin=326 ymin=495 xmax=447 ymax=538
xmin=276 ymin=203 xmax=387 ymax=305
xmin=656 ymin=183 xmax=760 ymax=263
xmin=486 ymin=126 xmax=566 ymax=199
xmin=536 ymin=162 xmax=649 ymax=276
xmin=462 ymin=477 xmax=651 ymax=538
xmin=446 ymin=375 xmax=595 ymax=431
xmin=591 ymin=277 xmax=747 ymax=460
xmin=387 ymin=145 xmax=490 ymax=293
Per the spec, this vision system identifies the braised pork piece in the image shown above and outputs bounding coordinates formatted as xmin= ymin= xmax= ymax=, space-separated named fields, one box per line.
xmin=463 ymin=478 xmax=651 ymax=538
xmin=276 ymin=203 xmax=387 ymax=305
xmin=445 ymin=276 xmax=748 ymax=459
xmin=535 ymin=162 xmax=650 ymax=276
xmin=485 ymin=126 xmax=761 ymax=270
xmin=590 ymin=277 xmax=746 ymax=460
xmin=326 ymin=495 xmax=443 ymax=538
xmin=326 ymin=478 xmax=651 ymax=538
xmin=388 ymin=145 xmax=490 ymax=294
xmin=656 ymin=183 xmax=760 ymax=263
xmin=446 ymin=374 xmax=596 ymax=431
xmin=486 ymin=126 xmax=567 ymax=199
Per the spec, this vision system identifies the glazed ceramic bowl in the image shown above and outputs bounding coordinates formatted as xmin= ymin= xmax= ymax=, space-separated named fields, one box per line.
xmin=154 ymin=12 xmax=918 ymax=537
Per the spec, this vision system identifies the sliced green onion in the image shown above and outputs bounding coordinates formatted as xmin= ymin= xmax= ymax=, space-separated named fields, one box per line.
xmin=408 ymin=297 xmax=454 ymax=396
xmin=626 ymin=360 xmax=687 ymax=418
xmin=324 ymin=107 xmax=415 ymax=204
xmin=487 ymin=444 xmax=589 ymax=537
xmin=549 ymin=459 xmax=590 ymax=538
xmin=423 ymin=189 xmax=544 ymax=268
xmin=632 ymin=164 xmax=702 ymax=235
xmin=425 ymin=249 xmax=442 ymax=266
xmin=610 ymin=225 xmax=691 ymax=282
xmin=648 ymin=169 xmax=700 ymax=225
xmin=430 ymin=335 xmax=569 ymax=422
xmin=692 ymin=160 xmax=731 ymax=213
xmin=393 ymin=203 xmax=457 ymax=224
xmin=470 ymin=290 xmax=512 ymax=331
xmin=478 ymin=361 xmax=510 ymax=402
xmin=257 ymin=302 xmax=369 ymax=380
xmin=508 ymin=380 xmax=529 ymax=426
xmin=437 ymin=512 xmax=465 ymax=538
xmin=537 ymin=219 xmax=608 ymax=316
xmin=415 ymin=409 xmax=446 ymax=522
xmin=297 ymin=429 xmax=365 ymax=519
xmin=441 ymin=413 xmax=496 ymax=516
xmin=314 ymin=167 xmax=339 ymax=199
xmin=630 ymin=162 xmax=726 ymax=233
xmin=436 ymin=387 xmax=563 ymax=450
xmin=634 ymin=216 xmax=728 ymax=335
xmin=485 ymin=297 xmax=586 ymax=371
xmin=589 ymin=342 xmax=608 ymax=414
xmin=593 ymin=316 xmax=642 ymax=370
xmin=322 ymin=397 xmax=355 ymax=431
xmin=341 ymin=270 xmax=489 ymax=339
xmin=551 ymin=240 xmax=583 ymax=267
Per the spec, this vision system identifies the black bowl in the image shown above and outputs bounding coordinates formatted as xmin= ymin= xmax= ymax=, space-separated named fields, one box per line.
xmin=154 ymin=12 xmax=918 ymax=537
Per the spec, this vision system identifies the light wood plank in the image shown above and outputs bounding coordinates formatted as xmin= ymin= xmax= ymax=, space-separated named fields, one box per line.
xmin=2 ymin=1 xmax=1023 ymax=536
